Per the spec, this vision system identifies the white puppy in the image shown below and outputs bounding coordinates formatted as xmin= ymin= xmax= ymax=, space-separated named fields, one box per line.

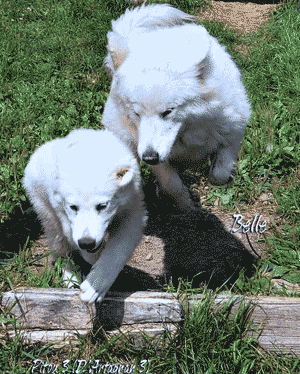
xmin=102 ymin=4 xmax=251 ymax=211
xmin=23 ymin=129 xmax=147 ymax=304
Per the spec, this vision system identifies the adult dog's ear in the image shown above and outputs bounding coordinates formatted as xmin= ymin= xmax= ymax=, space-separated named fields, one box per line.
xmin=107 ymin=32 xmax=129 ymax=71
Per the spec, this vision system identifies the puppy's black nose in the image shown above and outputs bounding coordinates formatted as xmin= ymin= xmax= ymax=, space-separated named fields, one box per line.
xmin=142 ymin=150 xmax=160 ymax=165
xmin=78 ymin=237 xmax=96 ymax=252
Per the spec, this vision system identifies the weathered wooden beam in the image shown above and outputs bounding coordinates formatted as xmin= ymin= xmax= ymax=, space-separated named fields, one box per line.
xmin=1 ymin=288 xmax=300 ymax=355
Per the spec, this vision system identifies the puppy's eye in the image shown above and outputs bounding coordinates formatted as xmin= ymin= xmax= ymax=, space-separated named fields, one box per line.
xmin=70 ymin=205 xmax=78 ymax=212
xmin=133 ymin=111 xmax=140 ymax=118
xmin=96 ymin=203 xmax=107 ymax=212
xmin=161 ymin=108 xmax=174 ymax=118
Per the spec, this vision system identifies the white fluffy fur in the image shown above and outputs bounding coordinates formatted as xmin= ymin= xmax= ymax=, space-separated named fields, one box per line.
xmin=102 ymin=4 xmax=251 ymax=211
xmin=23 ymin=129 xmax=146 ymax=304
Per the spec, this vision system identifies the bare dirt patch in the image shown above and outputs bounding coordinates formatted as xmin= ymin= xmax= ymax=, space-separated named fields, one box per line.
xmin=196 ymin=1 xmax=283 ymax=35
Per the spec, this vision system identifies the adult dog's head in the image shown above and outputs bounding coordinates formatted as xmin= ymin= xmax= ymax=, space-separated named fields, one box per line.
xmin=109 ymin=24 xmax=215 ymax=165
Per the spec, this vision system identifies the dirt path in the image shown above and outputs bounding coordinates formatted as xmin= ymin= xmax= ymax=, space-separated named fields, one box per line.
xmin=195 ymin=1 xmax=282 ymax=35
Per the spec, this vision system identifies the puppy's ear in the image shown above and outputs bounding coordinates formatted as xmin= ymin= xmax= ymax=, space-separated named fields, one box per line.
xmin=196 ymin=54 xmax=212 ymax=83
xmin=107 ymin=32 xmax=128 ymax=71
xmin=52 ymin=189 xmax=63 ymax=209
xmin=196 ymin=55 xmax=216 ymax=102
xmin=51 ymin=168 xmax=64 ymax=208
xmin=116 ymin=166 xmax=135 ymax=187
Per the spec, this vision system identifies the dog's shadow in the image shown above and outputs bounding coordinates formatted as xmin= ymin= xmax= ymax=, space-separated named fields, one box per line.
xmin=140 ymin=168 xmax=258 ymax=289
xmin=144 ymin=208 xmax=258 ymax=290
xmin=0 ymin=202 xmax=42 ymax=262
xmin=96 ymin=206 xmax=258 ymax=329
xmin=96 ymin=179 xmax=259 ymax=328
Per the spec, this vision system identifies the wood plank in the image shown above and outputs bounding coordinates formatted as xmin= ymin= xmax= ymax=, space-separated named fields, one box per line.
xmin=1 ymin=288 xmax=95 ymax=330
xmin=191 ymin=294 xmax=300 ymax=355
xmin=1 ymin=288 xmax=300 ymax=355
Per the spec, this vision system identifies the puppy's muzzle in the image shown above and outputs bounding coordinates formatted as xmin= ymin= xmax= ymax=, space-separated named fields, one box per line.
xmin=142 ymin=149 xmax=160 ymax=165
xmin=78 ymin=237 xmax=100 ymax=253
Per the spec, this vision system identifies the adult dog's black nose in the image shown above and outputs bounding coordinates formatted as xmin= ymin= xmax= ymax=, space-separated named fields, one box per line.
xmin=78 ymin=237 xmax=96 ymax=252
xmin=142 ymin=149 xmax=160 ymax=165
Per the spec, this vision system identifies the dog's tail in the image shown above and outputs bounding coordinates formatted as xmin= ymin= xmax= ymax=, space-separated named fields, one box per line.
xmin=104 ymin=4 xmax=197 ymax=76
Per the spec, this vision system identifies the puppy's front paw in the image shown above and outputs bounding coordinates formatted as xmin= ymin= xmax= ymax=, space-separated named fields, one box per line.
xmin=80 ymin=280 xmax=105 ymax=304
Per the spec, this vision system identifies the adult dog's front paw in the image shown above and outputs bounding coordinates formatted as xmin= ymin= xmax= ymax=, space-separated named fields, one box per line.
xmin=80 ymin=279 xmax=105 ymax=304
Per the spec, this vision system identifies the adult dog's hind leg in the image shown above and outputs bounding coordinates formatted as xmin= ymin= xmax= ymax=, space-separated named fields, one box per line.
xmin=150 ymin=163 xmax=195 ymax=212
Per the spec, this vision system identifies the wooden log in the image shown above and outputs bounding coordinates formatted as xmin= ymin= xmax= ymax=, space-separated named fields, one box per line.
xmin=1 ymin=288 xmax=300 ymax=355
xmin=189 ymin=294 xmax=300 ymax=356
xmin=0 ymin=288 xmax=96 ymax=345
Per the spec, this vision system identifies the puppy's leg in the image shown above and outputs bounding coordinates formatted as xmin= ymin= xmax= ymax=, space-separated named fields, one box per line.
xmin=150 ymin=163 xmax=194 ymax=212
xmin=80 ymin=208 xmax=146 ymax=304
xmin=209 ymin=145 xmax=238 ymax=185
xmin=61 ymin=257 xmax=81 ymax=288
xmin=27 ymin=184 xmax=70 ymax=270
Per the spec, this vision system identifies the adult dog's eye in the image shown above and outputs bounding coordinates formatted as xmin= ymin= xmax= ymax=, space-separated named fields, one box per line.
xmin=161 ymin=108 xmax=174 ymax=118
xmin=96 ymin=203 xmax=107 ymax=212
xmin=70 ymin=205 xmax=78 ymax=212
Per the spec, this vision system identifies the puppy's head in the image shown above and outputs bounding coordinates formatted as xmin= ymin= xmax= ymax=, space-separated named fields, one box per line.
xmin=53 ymin=130 xmax=139 ymax=264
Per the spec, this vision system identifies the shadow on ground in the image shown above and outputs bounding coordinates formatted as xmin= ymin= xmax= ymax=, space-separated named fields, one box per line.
xmin=0 ymin=188 xmax=258 ymax=293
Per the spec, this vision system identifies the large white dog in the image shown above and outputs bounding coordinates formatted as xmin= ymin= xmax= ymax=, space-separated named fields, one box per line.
xmin=23 ymin=129 xmax=147 ymax=304
xmin=102 ymin=4 xmax=251 ymax=211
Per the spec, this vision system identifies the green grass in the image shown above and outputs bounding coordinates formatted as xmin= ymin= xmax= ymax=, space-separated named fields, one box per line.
xmin=1 ymin=0 xmax=300 ymax=371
